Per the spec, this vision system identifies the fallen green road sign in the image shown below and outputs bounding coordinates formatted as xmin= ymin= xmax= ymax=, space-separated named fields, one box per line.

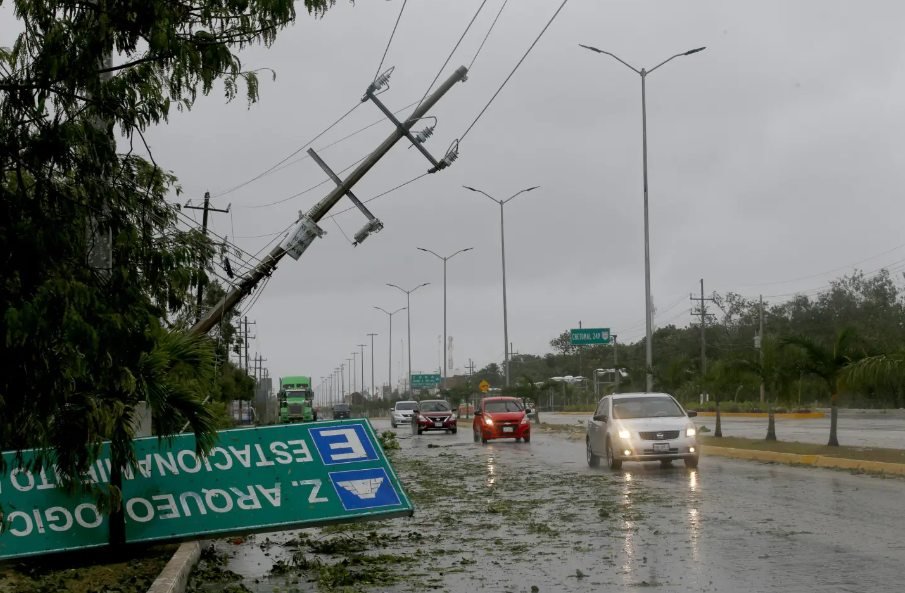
xmin=0 ymin=419 xmax=412 ymax=559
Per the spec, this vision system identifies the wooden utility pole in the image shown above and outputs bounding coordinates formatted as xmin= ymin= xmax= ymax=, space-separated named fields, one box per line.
xmin=690 ymin=279 xmax=715 ymax=397
xmin=759 ymin=294 xmax=765 ymax=404
xmin=184 ymin=192 xmax=230 ymax=319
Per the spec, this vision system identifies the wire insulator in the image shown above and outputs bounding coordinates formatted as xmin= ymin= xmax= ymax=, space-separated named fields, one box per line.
xmin=365 ymin=67 xmax=395 ymax=98
xmin=413 ymin=125 xmax=435 ymax=143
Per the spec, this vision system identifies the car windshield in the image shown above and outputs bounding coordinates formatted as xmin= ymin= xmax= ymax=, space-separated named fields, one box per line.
xmin=420 ymin=401 xmax=450 ymax=412
xmin=484 ymin=400 xmax=524 ymax=413
xmin=612 ymin=397 xmax=684 ymax=419
xmin=395 ymin=402 xmax=417 ymax=411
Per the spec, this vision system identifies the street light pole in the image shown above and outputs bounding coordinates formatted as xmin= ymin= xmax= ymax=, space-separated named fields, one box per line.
xmin=417 ymin=247 xmax=473 ymax=390
xmin=578 ymin=43 xmax=705 ymax=392
xmin=387 ymin=283 xmax=430 ymax=394
xmin=357 ymin=344 xmax=367 ymax=397
xmin=463 ymin=185 xmax=540 ymax=387
xmin=367 ymin=333 xmax=378 ymax=399
xmin=375 ymin=306 xmax=406 ymax=396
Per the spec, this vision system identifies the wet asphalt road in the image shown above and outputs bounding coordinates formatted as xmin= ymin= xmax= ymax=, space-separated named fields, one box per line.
xmin=212 ymin=418 xmax=905 ymax=593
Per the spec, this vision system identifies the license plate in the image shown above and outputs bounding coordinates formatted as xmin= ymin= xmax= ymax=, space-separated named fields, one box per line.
xmin=434 ymin=421 xmax=443 ymax=427
xmin=502 ymin=426 xmax=514 ymax=433
xmin=653 ymin=442 xmax=669 ymax=452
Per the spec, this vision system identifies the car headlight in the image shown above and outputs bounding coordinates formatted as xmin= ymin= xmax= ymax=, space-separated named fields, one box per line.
xmin=520 ymin=415 xmax=530 ymax=424
xmin=686 ymin=427 xmax=696 ymax=437
xmin=449 ymin=413 xmax=457 ymax=420
xmin=618 ymin=429 xmax=631 ymax=440
xmin=484 ymin=416 xmax=493 ymax=426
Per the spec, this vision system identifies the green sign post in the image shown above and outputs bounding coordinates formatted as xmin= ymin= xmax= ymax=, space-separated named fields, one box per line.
xmin=410 ymin=373 xmax=441 ymax=389
xmin=0 ymin=420 xmax=412 ymax=560
xmin=570 ymin=328 xmax=610 ymax=345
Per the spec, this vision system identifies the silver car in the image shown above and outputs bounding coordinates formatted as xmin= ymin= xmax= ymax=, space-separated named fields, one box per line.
xmin=390 ymin=400 xmax=418 ymax=428
xmin=586 ymin=392 xmax=699 ymax=469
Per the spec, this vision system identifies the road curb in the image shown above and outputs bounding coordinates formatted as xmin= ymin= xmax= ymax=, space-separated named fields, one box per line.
xmin=701 ymin=445 xmax=905 ymax=476
xmin=695 ymin=411 xmax=825 ymax=419
xmin=146 ymin=541 xmax=201 ymax=593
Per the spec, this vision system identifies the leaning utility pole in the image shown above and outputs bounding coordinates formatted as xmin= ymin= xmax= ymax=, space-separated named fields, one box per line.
xmin=184 ymin=192 xmax=230 ymax=319
xmin=191 ymin=66 xmax=468 ymax=336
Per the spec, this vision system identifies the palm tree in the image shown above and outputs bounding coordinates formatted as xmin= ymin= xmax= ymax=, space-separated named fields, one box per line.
xmin=783 ymin=328 xmax=862 ymax=447
xmin=841 ymin=350 xmax=905 ymax=403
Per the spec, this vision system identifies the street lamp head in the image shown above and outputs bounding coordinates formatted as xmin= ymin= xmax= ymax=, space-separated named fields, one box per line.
xmin=462 ymin=185 xmax=478 ymax=192
xmin=684 ymin=47 xmax=706 ymax=55
xmin=578 ymin=43 xmax=603 ymax=54
xmin=524 ymin=186 xmax=540 ymax=192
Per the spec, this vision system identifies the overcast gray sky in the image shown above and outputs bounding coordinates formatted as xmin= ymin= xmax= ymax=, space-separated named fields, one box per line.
xmin=7 ymin=0 xmax=905 ymax=395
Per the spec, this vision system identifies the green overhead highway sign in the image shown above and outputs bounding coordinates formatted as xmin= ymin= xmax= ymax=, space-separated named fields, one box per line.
xmin=410 ymin=373 xmax=441 ymax=389
xmin=0 ymin=420 xmax=412 ymax=560
xmin=570 ymin=328 xmax=610 ymax=345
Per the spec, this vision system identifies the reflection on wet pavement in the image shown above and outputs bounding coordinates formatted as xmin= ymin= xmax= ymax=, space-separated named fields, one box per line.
xmin=210 ymin=418 xmax=905 ymax=593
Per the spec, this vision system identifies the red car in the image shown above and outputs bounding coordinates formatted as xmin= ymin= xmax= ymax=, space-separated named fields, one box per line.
xmin=412 ymin=400 xmax=458 ymax=435
xmin=473 ymin=397 xmax=531 ymax=443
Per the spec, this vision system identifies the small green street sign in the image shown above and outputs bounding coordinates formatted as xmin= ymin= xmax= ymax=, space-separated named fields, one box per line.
xmin=0 ymin=420 xmax=412 ymax=560
xmin=570 ymin=328 xmax=610 ymax=345
xmin=410 ymin=373 xmax=441 ymax=389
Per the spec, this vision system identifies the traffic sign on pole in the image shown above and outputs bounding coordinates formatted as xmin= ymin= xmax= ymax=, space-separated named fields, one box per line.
xmin=410 ymin=373 xmax=441 ymax=390
xmin=569 ymin=328 xmax=610 ymax=345
xmin=479 ymin=380 xmax=490 ymax=393
xmin=0 ymin=420 xmax=412 ymax=560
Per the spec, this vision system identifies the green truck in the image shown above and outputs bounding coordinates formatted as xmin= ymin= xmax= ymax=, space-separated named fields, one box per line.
xmin=278 ymin=375 xmax=317 ymax=423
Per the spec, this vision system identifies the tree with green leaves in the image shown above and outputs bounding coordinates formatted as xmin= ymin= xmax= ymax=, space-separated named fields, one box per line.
xmin=783 ymin=329 xmax=864 ymax=446
xmin=1 ymin=0 xmax=336 ymax=505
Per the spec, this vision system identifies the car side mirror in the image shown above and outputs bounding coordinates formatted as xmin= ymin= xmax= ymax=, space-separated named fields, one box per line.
xmin=592 ymin=414 xmax=607 ymax=422
xmin=524 ymin=409 xmax=532 ymax=415
xmin=687 ymin=410 xmax=697 ymax=418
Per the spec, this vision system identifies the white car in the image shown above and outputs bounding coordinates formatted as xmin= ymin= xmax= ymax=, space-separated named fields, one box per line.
xmin=390 ymin=400 xmax=418 ymax=428
xmin=586 ymin=392 xmax=699 ymax=470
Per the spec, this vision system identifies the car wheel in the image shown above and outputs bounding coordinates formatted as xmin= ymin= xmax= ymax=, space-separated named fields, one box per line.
xmin=451 ymin=428 xmax=457 ymax=435
xmin=523 ymin=434 xmax=530 ymax=444
xmin=391 ymin=420 xmax=396 ymax=428
xmin=660 ymin=459 xmax=673 ymax=468
xmin=606 ymin=439 xmax=622 ymax=470
xmin=586 ymin=437 xmax=600 ymax=467
xmin=684 ymin=455 xmax=699 ymax=469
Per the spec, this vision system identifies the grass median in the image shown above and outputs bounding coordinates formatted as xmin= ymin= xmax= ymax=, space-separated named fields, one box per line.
xmin=700 ymin=435 xmax=905 ymax=465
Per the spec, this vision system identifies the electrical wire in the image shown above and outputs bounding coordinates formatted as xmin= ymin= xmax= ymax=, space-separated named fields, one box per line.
xmin=459 ymin=0 xmax=570 ymax=143
xmin=416 ymin=0 xmax=490 ymax=110
xmin=255 ymin=99 xmax=421 ymax=182
xmin=211 ymin=101 xmax=363 ymax=199
xmin=373 ymin=0 xmax=409 ymax=81
xmin=469 ymin=0 xmax=509 ymax=71
xmin=245 ymin=153 xmax=370 ymax=209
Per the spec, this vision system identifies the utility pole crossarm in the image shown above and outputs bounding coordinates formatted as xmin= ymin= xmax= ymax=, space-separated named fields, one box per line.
xmin=191 ymin=66 xmax=468 ymax=337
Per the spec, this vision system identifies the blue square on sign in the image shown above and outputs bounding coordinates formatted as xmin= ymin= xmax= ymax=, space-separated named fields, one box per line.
xmin=309 ymin=423 xmax=378 ymax=465
xmin=329 ymin=467 xmax=401 ymax=511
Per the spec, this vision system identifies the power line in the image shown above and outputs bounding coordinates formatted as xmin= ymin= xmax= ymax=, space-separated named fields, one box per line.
xmin=211 ymin=101 xmax=363 ymax=199
xmin=373 ymin=0 xmax=409 ymax=81
xmin=459 ymin=0 xmax=570 ymax=143
xmin=469 ymin=0 xmax=509 ymax=70
xmin=254 ymin=99 xmax=421 ymax=183
xmin=416 ymin=0 xmax=490 ymax=110
xmin=245 ymin=153 xmax=370 ymax=209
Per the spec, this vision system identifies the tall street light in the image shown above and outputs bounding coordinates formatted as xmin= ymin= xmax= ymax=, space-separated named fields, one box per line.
xmin=374 ymin=306 xmax=406 ymax=396
xmin=417 ymin=247 xmax=474 ymax=390
xmin=578 ymin=43 xmax=705 ymax=392
xmin=367 ymin=333 xmax=378 ymax=399
xmin=357 ymin=344 xmax=367 ymax=397
xmin=387 ymin=282 xmax=430 ymax=394
xmin=463 ymin=185 xmax=540 ymax=387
